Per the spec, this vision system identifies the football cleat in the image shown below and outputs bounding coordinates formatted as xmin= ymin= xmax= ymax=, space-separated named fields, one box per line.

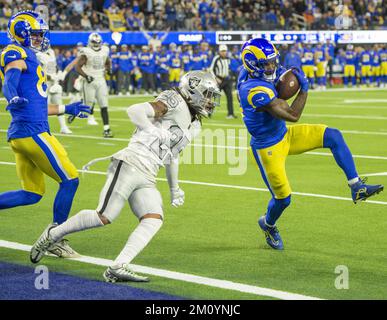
xmin=60 ymin=126 xmax=73 ymax=134
xmin=350 ymin=178 xmax=384 ymax=204
xmin=103 ymin=129 xmax=114 ymax=138
xmin=47 ymin=239 xmax=81 ymax=259
xmin=87 ymin=115 xmax=98 ymax=125
xmin=103 ymin=264 xmax=149 ymax=283
xmin=258 ymin=216 xmax=284 ymax=250
xmin=30 ymin=223 xmax=58 ymax=263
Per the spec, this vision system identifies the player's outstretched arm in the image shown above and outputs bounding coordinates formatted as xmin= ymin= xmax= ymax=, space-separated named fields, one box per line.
xmin=48 ymin=102 xmax=91 ymax=118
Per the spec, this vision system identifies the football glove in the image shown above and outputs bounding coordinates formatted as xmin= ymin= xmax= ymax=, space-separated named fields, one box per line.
xmin=6 ymin=96 xmax=29 ymax=111
xmin=170 ymin=187 xmax=185 ymax=207
xmin=65 ymin=101 xmax=92 ymax=118
xmin=291 ymin=67 xmax=309 ymax=92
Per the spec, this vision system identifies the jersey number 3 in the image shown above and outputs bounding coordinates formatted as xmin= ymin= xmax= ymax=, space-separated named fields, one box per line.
xmin=36 ymin=65 xmax=48 ymax=98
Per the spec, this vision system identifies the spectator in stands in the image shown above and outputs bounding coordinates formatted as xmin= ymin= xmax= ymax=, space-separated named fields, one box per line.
xmin=69 ymin=10 xmax=82 ymax=30
xmin=81 ymin=14 xmax=92 ymax=30
xmin=72 ymin=0 xmax=85 ymax=15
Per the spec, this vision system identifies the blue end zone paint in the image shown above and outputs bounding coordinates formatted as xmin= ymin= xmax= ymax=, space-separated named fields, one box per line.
xmin=0 ymin=261 xmax=183 ymax=300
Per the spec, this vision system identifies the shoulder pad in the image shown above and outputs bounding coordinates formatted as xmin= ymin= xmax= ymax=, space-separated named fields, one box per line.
xmin=155 ymin=90 xmax=183 ymax=110
xmin=247 ymin=84 xmax=276 ymax=109
xmin=1 ymin=44 xmax=27 ymax=67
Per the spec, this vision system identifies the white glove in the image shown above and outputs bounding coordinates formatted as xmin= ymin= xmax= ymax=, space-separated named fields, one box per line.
xmin=170 ymin=187 xmax=185 ymax=207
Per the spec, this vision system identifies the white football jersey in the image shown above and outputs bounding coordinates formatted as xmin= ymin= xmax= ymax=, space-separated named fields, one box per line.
xmin=113 ymin=89 xmax=200 ymax=180
xmin=36 ymin=48 xmax=57 ymax=77
xmin=79 ymin=45 xmax=109 ymax=79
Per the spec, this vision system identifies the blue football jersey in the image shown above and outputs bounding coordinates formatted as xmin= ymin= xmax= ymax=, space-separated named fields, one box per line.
xmin=237 ymin=68 xmax=287 ymax=149
xmin=0 ymin=43 xmax=49 ymax=140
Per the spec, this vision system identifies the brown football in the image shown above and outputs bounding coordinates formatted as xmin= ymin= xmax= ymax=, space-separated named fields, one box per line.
xmin=275 ymin=69 xmax=300 ymax=100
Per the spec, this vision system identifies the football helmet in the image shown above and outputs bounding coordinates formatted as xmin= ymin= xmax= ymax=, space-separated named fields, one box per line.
xmin=179 ymin=71 xmax=221 ymax=117
xmin=7 ymin=10 xmax=49 ymax=52
xmin=88 ymin=32 xmax=103 ymax=51
xmin=241 ymin=38 xmax=280 ymax=82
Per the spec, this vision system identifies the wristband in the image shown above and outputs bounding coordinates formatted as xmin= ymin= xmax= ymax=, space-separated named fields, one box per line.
xmin=58 ymin=104 xmax=65 ymax=114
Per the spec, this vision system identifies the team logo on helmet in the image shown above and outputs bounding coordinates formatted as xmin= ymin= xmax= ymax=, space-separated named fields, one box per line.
xmin=188 ymin=77 xmax=201 ymax=89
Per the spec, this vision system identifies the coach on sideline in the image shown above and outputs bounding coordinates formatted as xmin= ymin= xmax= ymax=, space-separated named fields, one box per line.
xmin=210 ymin=44 xmax=236 ymax=119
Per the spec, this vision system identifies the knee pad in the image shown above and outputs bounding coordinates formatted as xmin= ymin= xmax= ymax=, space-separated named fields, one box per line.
xmin=275 ymin=195 xmax=291 ymax=210
xmin=323 ymin=127 xmax=343 ymax=148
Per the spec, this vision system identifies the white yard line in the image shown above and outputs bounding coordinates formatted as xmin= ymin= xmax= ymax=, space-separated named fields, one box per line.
xmin=0 ymin=239 xmax=321 ymax=300
xmin=360 ymin=172 xmax=387 ymax=177
xmin=0 ymin=161 xmax=386 ymax=205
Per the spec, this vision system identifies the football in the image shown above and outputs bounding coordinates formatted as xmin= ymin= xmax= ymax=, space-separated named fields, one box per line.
xmin=276 ymin=69 xmax=300 ymax=100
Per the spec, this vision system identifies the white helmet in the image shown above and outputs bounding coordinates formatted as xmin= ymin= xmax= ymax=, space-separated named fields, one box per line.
xmin=179 ymin=71 xmax=221 ymax=117
xmin=88 ymin=32 xmax=102 ymax=51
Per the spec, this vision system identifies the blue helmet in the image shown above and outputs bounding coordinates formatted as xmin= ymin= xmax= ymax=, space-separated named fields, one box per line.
xmin=7 ymin=10 xmax=50 ymax=52
xmin=241 ymin=38 xmax=279 ymax=81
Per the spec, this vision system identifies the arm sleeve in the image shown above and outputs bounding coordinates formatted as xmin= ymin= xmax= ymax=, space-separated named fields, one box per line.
xmin=3 ymin=68 xmax=22 ymax=102
xmin=126 ymin=102 xmax=155 ymax=131
xmin=165 ymin=156 xmax=179 ymax=190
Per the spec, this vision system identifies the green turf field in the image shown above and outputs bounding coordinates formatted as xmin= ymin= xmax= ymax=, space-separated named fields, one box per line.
xmin=0 ymin=88 xmax=386 ymax=300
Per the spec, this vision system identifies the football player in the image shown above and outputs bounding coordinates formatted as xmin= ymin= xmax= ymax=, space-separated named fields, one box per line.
xmin=301 ymin=43 xmax=315 ymax=89
xmin=359 ymin=46 xmax=372 ymax=86
xmin=238 ymin=38 xmax=384 ymax=250
xmin=0 ymin=11 xmax=91 ymax=257
xmin=314 ymin=43 xmax=328 ymax=90
xmin=75 ymin=33 xmax=113 ymax=138
xmin=30 ymin=71 xmax=221 ymax=282
xmin=36 ymin=47 xmax=73 ymax=134
xmin=343 ymin=44 xmax=357 ymax=87
xmin=381 ymin=45 xmax=387 ymax=88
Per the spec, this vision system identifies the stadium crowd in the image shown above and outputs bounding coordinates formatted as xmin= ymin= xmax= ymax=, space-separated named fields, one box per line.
xmin=0 ymin=0 xmax=385 ymax=31
xmin=53 ymin=40 xmax=386 ymax=98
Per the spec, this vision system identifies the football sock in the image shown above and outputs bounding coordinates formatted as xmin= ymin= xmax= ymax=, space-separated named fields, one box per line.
xmin=323 ymin=128 xmax=359 ymax=182
xmin=112 ymin=218 xmax=163 ymax=267
xmin=53 ymin=178 xmax=79 ymax=224
xmin=0 ymin=190 xmax=42 ymax=209
xmin=50 ymin=209 xmax=104 ymax=241
xmin=265 ymin=196 xmax=291 ymax=226
xmin=57 ymin=114 xmax=67 ymax=129
xmin=343 ymin=77 xmax=348 ymax=86
xmin=100 ymin=107 xmax=110 ymax=127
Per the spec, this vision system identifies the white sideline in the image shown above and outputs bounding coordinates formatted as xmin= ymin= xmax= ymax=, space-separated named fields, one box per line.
xmin=0 ymin=239 xmax=321 ymax=300
xmin=0 ymin=161 xmax=386 ymax=205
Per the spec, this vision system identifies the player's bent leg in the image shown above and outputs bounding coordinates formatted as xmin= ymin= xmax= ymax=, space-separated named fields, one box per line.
xmin=323 ymin=127 xmax=384 ymax=202
xmin=0 ymin=190 xmax=42 ymax=209
xmin=0 ymin=142 xmax=45 ymax=210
